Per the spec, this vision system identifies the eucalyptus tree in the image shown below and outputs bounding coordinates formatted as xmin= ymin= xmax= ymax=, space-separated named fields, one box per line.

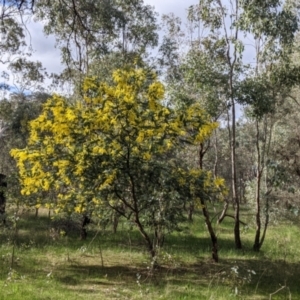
xmin=0 ymin=0 xmax=159 ymax=95
xmin=236 ymin=0 xmax=299 ymax=250
xmin=166 ymin=0 xmax=299 ymax=250
xmin=0 ymin=0 xmax=47 ymax=95
xmin=264 ymin=81 xmax=300 ymax=224
xmin=34 ymin=0 xmax=159 ymax=88
xmin=157 ymin=12 xmax=228 ymax=260
xmin=0 ymin=0 xmax=29 ymax=65
xmin=159 ymin=1 xmax=243 ymax=248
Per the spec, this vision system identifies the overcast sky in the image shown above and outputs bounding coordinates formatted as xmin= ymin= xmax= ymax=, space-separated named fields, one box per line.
xmin=144 ymin=0 xmax=196 ymax=16
xmin=1 ymin=0 xmax=255 ymax=95
xmin=8 ymin=1 xmax=195 ymax=92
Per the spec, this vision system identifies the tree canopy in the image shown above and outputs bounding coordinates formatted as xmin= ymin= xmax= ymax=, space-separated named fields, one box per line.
xmin=10 ymin=68 xmax=225 ymax=257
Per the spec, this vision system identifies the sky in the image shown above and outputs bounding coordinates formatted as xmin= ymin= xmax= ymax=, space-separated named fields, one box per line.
xmin=0 ymin=0 xmax=197 ymax=93
xmin=31 ymin=0 xmax=197 ymax=76
xmin=34 ymin=2 xmax=193 ymax=69
xmin=144 ymin=0 xmax=196 ymax=16
xmin=1 ymin=0 xmax=256 ymax=96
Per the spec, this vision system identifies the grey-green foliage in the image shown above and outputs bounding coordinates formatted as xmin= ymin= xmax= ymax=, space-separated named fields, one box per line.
xmin=8 ymin=58 xmax=46 ymax=93
xmin=259 ymin=82 xmax=300 ymax=219
xmin=1 ymin=0 xmax=159 ymax=93
xmin=0 ymin=1 xmax=49 ymax=94
xmin=236 ymin=0 xmax=300 ymax=117
xmin=237 ymin=75 xmax=275 ymax=118
xmin=238 ymin=0 xmax=298 ymax=59
xmin=178 ymin=38 xmax=229 ymax=117
xmin=172 ymin=0 xmax=300 ymax=115
xmin=159 ymin=0 xmax=300 ymax=250
xmin=0 ymin=92 xmax=49 ymax=205
xmin=0 ymin=92 xmax=49 ymax=172
xmin=0 ymin=0 xmax=35 ymax=60
xmin=158 ymin=13 xmax=183 ymax=79
xmin=35 ymin=0 xmax=159 ymax=77
xmin=0 ymin=17 xmax=25 ymax=61
xmin=271 ymin=94 xmax=300 ymax=185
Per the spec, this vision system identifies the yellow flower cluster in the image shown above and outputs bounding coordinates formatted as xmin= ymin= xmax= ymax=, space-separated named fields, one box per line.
xmin=11 ymin=68 xmax=222 ymax=214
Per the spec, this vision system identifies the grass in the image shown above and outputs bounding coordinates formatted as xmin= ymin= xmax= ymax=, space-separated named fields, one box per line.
xmin=0 ymin=205 xmax=299 ymax=299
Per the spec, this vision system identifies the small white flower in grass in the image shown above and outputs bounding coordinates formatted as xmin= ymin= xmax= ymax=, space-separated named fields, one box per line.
xmin=46 ymin=271 xmax=52 ymax=278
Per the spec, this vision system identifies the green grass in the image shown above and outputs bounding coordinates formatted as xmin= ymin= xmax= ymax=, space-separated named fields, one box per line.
xmin=0 ymin=206 xmax=299 ymax=299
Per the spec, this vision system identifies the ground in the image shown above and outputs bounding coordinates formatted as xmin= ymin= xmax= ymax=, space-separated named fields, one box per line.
xmin=0 ymin=205 xmax=299 ymax=299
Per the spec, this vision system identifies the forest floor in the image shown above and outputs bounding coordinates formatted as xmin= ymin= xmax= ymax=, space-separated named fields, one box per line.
xmin=0 ymin=205 xmax=299 ymax=300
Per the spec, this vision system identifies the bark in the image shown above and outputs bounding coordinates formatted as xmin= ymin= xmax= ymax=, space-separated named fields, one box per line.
xmin=231 ymin=100 xmax=242 ymax=249
xmin=127 ymin=162 xmax=157 ymax=260
xmin=112 ymin=212 xmax=119 ymax=233
xmin=201 ymin=201 xmax=218 ymax=262
xmin=217 ymin=200 xmax=229 ymax=224
xmin=253 ymin=168 xmax=262 ymax=251
xmin=188 ymin=203 xmax=194 ymax=221
xmin=213 ymin=130 xmax=219 ymax=179
xmin=0 ymin=174 xmax=7 ymax=225
xmin=217 ymin=0 xmax=242 ymax=249
xmin=198 ymin=144 xmax=218 ymax=262
xmin=253 ymin=118 xmax=269 ymax=251
xmin=187 ymin=142 xmax=207 ymax=222
xmin=259 ymin=196 xmax=269 ymax=249
xmin=80 ymin=215 xmax=91 ymax=240
xmin=199 ymin=143 xmax=205 ymax=169
xmin=155 ymin=226 xmax=165 ymax=248
xmin=219 ymin=214 xmax=247 ymax=226
xmin=134 ymin=215 xmax=156 ymax=259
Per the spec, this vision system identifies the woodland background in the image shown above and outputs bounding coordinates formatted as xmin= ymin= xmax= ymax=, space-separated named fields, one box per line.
xmin=1 ymin=1 xmax=300 ymax=299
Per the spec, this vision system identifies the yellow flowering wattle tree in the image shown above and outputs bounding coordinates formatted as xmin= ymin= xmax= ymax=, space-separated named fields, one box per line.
xmin=11 ymin=68 xmax=225 ymax=260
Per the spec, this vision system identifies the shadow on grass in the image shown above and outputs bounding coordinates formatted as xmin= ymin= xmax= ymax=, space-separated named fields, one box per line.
xmin=1 ymin=239 xmax=300 ymax=298
xmin=1 ymin=212 xmax=300 ymax=299
xmin=221 ymin=257 xmax=300 ymax=298
xmin=1 ymin=216 xmax=232 ymax=258
xmin=50 ymin=257 xmax=300 ymax=298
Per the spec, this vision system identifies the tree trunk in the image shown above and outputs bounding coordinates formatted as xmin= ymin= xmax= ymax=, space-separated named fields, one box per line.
xmin=155 ymin=226 xmax=165 ymax=248
xmin=188 ymin=203 xmax=194 ymax=221
xmin=253 ymin=118 xmax=270 ymax=251
xmin=217 ymin=200 xmax=229 ymax=224
xmin=253 ymin=169 xmax=261 ymax=251
xmin=80 ymin=215 xmax=90 ymax=240
xmin=112 ymin=212 xmax=119 ymax=233
xmin=259 ymin=196 xmax=270 ymax=249
xmin=201 ymin=201 xmax=218 ymax=262
xmin=187 ymin=142 xmax=207 ymax=222
xmin=231 ymin=101 xmax=242 ymax=249
xmin=198 ymin=143 xmax=218 ymax=262
xmin=220 ymin=0 xmax=242 ymax=249
xmin=0 ymin=174 xmax=7 ymax=225
xmin=213 ymin=130 xmax=219 ymax=179
xmin=134 ymin=215 xmax=156 ymax=260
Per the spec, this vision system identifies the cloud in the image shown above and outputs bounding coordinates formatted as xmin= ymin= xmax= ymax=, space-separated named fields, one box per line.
xmin=144 ymin=0 xmax=195 ymax=18
xmin=26 ymin=21 xmax=63 ymax=75
xmin=23 ymin=1 xmax=197 ymax=85
xmin=0 ymin=1 xmax=255 ymax=96
xmin=0 ymin=17 xmax=63 ymax=94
